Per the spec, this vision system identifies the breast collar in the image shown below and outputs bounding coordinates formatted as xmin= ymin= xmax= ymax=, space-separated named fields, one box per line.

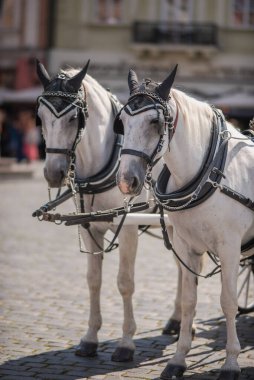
xmin=76 ymin=90 xmax=124 ymax=194
xmin=154 ymin=107 xmax=228 ymax=211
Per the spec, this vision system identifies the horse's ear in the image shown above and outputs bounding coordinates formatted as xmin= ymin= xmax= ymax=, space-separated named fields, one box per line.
xmin=68 ymin=59 xmax=90 ymax=92
xmin=36 ymin=59 xmax=51 ymax=89
xmin=128 ymin=69 xmax=139 ymax=94
xmin=157 ymin=64 xmax=178 ymax=101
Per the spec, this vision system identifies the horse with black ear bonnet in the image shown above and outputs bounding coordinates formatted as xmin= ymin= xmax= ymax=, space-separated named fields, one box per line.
xmin=35 ymin=60 xmax=182 ymax=363
xmin=117 ymin=65 xmax=254 ymax=379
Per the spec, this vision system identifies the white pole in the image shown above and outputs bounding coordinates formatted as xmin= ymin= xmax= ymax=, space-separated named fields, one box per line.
xmin=111 ymin=213 xmax=170 ymax=226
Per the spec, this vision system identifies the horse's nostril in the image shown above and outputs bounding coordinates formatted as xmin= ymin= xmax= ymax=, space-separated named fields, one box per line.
xmin=60 ymin=169 xmax=66 ymax=180
xmin=132 ymin=176 xmax=139 ymax=190
xmin=43 ymin=167 xmax=48 ymax=181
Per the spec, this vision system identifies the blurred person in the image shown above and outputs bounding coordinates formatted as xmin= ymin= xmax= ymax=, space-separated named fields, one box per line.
xmin=17 ymin=109 xmax=40 ymax=162
xmin=0 ymin=106 xmax=22 ymax=159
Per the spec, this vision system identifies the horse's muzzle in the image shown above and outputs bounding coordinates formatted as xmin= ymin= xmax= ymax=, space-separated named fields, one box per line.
xmin=117 ymin=158 xmax=146 ymax=195
xmin=44 ymin=162 xmax=67 ymax=188
xmin=117 ymin=174 xmax=141 ymax=195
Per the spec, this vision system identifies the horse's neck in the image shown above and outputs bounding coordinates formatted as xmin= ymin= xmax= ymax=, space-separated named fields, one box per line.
xmin=75 ymin=76 xmax=115 ymax=178
xmin=164 ymin=90 xmax=214 ymax=191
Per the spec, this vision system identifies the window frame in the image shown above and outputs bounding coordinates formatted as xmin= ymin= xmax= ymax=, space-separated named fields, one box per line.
xmin=230 ymin=0 xmax=254 ymax=29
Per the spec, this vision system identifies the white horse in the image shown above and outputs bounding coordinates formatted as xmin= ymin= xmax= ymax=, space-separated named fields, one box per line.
xmin=35 ymin=60 xmax=180 ymax=362
xmin=116 ymin=66 xmax=254 ymax=379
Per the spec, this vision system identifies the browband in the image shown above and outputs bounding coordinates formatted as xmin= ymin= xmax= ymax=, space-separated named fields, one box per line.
xmin=124 ymin=102 xmax=165 ymax=116
xmin=38 ymin=97 xmax=80 ymax=119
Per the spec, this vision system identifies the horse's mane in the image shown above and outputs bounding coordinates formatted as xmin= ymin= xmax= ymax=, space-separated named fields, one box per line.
xmin=61 ymin=67 xmax=107 ymax=96
xmin=172 ymin=88 xmax=213 ymax=121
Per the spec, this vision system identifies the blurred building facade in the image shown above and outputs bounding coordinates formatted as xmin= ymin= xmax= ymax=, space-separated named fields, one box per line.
xmin=0 ymin=0 xmax=51 ymax=90
xmin=0 ymin=0 xmax=254 ymax=127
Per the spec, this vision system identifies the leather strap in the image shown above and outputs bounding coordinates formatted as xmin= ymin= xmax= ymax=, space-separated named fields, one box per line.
xmin=121 ymin=149 xmax=152 ymax=165
xmin=46 ymin=148 xmax=73 ymax=156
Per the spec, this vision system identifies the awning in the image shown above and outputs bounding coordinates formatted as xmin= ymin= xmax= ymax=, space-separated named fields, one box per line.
xmin=0 ymin=87 xmax=42 ymax=104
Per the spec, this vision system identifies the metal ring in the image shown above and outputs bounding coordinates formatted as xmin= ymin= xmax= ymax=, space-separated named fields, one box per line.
xmin=37 ymin=214 xmax=44 ymax=221
xmin=220 ymin=130 xmax=231 ymax=140
xmin=54 ymin=219 xmax=63 ymax=225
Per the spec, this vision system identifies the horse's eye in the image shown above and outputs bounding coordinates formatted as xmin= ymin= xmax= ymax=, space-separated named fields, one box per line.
xmin=69 ymin=114 xmax=77 ymax=122
xmin=150 ymin=118 xmax=159 ymax=124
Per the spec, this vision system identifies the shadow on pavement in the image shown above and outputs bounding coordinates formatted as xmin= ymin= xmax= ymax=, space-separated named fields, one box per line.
xmin=195 ymin=313 xmax=254 ymax=350
xmin=0 ymin=332 xmax=174 ymax=379
xmin=186 ymin=314 xmax=254 ymax=379
xmin=183 ymin=367 xmax=254 ymax=379
xmin=0 ymin=315 xmax=253 ymax=379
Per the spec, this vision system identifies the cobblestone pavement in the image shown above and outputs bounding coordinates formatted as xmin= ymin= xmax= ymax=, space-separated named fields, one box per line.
xmin=0 ymin=163 xmax=253 ymax=380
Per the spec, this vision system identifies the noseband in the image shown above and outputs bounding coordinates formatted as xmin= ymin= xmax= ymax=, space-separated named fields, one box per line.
xmin=120 ymin=90 xmax=177 ymax=168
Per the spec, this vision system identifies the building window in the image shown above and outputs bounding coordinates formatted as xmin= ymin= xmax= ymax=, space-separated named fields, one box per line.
xmin=231 ymin=0 xmax=254 ymax=28
xmin=162 ymin=0 xmax=193 ymax=23
xmin=0 ymin=0 xmax=16 ymax=29
xmin=96 ymin=0 xmax=122 ymax=24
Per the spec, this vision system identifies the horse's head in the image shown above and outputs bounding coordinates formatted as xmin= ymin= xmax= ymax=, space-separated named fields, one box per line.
xmin=116 ymin=66 xmax=178 ymax=195
xmin=36 ymin=60 xmax=90 ymax=188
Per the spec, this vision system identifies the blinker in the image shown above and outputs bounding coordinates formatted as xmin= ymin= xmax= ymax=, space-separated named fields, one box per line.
xmin=113 ymin=111 xmax=124 ymax=135
xmin=113 ymin=98 xmax=166 ymax=136
xmin=36 ymin=114 xmax=42 ymax=127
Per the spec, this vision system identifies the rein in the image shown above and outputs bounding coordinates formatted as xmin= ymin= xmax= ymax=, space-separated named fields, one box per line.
xmin=34 ymin=201 xmax=150 ymax=226
xmin=33 ymin=191 xmax=150 ymax=255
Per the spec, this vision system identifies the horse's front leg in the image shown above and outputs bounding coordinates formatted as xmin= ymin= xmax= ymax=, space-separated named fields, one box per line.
xmin=161 ymin=251 xmax=202 ymax=379
xmin=162 ymin=227 xmax=196 ymax=338
xmin=162 ymin=259 xmax=182 ymax=335
xmin=111 ymin=225 xmax=138 ymax=362
xmin=217 ymin=245 xmax=241 ymax=380
xmin=75 ymin=227 xmax=103 ymax=357
xmin=162 ymin=226 xmax=183 ymax=336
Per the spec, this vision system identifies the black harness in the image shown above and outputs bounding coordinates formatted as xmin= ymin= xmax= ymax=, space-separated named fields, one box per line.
xmin=76 ymin=134 xmax=123 ymax=196
xmin=155 ymin=107 xmax=228 ymax=210
xmin=117 ymin=85 xmax=254 ymax=276
xmin=75 ymin=92 xmax=123 ymax=196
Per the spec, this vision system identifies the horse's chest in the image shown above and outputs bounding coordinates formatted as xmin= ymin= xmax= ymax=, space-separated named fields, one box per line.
xmin=168 ymin=199 xmax=229 ymax=253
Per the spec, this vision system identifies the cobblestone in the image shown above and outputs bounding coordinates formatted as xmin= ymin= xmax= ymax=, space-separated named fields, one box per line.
xmin=0 ymin=165 xmax=253 ymax=379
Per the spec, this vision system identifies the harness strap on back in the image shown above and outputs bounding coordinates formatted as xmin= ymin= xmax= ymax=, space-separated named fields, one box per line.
xmin=220 ymin=185 xmax=254 ymax=211
xmin=154 ymin=108 xmax=228 ymax=210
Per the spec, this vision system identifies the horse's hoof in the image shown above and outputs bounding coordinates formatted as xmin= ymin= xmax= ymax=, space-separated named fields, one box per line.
xmin=162 ymin=319 xmax=181 ymax=335
xmin=111 ymin=347 xmax=134 ymax=362
xmin=75 ymin=340 xmax=98 ymax=357
xmin=217 ymin=370 xmax=240 ymax=380
xmin=160 ymin=364 xmax=186 ymax=379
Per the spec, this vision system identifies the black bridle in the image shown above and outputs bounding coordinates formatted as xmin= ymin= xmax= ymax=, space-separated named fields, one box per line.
xmin=119 ymin=90 xmax=178 ymax=169
xmin=37 ymin=75 xmax=89 ymax=167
